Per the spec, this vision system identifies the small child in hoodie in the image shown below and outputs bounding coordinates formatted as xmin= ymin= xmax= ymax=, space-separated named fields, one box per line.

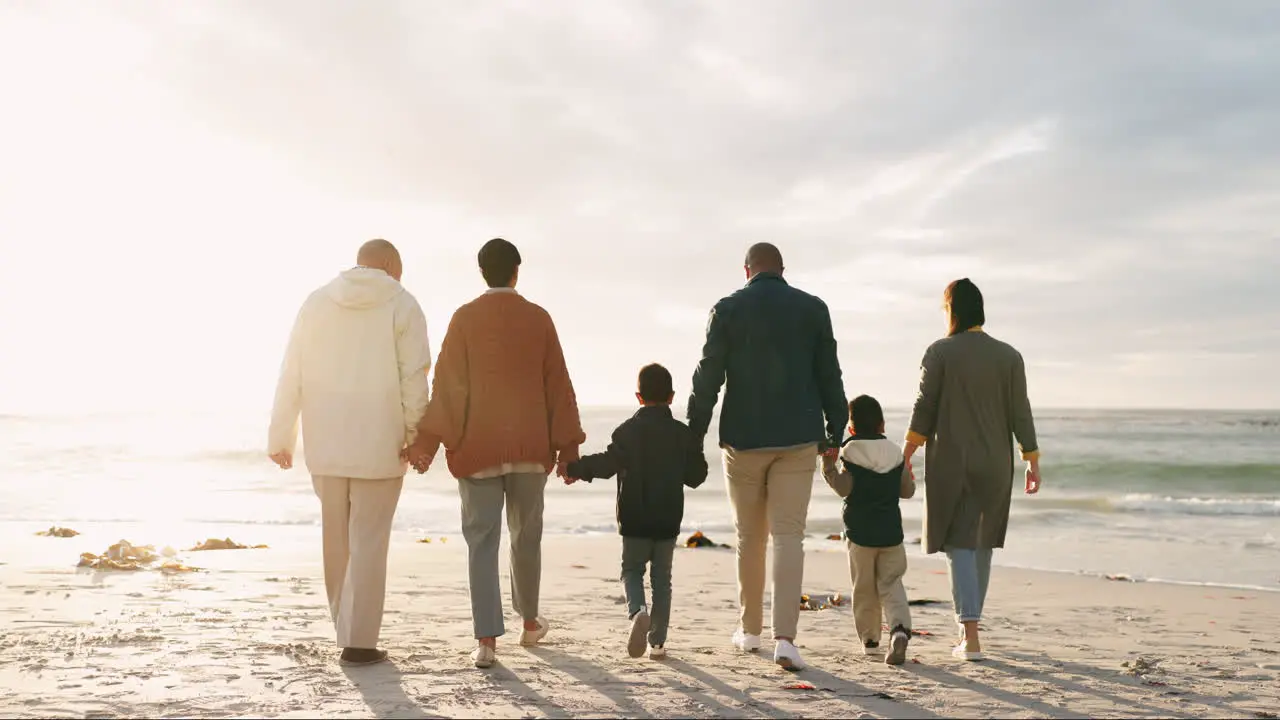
xmin=820 ymin=394 xmax=917 ymax=665
xmin=563 ymin=363 xmax=708 ymax=660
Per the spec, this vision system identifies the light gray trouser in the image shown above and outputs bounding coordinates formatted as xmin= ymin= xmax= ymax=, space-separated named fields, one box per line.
xmin=946 ymin=547 xmax=994 ymax=623
xmin=621 ymin=537 xmax=677 ymax=647
xmin=458 ymin=473 xmax=547 ymax=639
xmin=311 ymin=475 xmax=404 ymax=649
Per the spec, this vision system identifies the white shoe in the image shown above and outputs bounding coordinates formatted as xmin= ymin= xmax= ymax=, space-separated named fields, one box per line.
xmin=731 ymin=628 xmax=762 ymax=653
xmin=628 ymin=609 xmax=651 ymax=658
xmin=952 ymin=642 xmax=984 ymax=662
xmin=520 ymin=617 xmax=549 ymax=647
xmin=886 ymin=631 xmax=910 ymax=666
xmin=648 ymin=645 xmax=667 ymax=659
xmin=774 ymin=639 xmax=806 ymax=671
xmin=471 ymin=644 xmax=495 ymax=669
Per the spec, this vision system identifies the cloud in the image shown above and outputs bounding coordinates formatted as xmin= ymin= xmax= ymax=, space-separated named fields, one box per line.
xmin=2 ymin=0 xmax=1279 ymax=409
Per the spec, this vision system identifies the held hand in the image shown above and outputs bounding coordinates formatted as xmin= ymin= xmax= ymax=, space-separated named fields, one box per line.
xmin=405 ymin=443 xmax=433 ymax=474
xmin=555 ymin=461 xmax=580 ymax=485
xmin=1024 ymin=466 xmax=1041 ymax=495
xmin=269 ymin=451 xmax=293 ymax=470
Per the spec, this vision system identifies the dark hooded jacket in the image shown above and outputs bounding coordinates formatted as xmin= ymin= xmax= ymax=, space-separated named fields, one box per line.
xmin=566 ymin=406 xmax=708 ymax=539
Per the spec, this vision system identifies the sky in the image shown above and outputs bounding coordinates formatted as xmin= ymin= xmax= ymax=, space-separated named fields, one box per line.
xmin=1 ymin=0 xmax=1278 ymax=416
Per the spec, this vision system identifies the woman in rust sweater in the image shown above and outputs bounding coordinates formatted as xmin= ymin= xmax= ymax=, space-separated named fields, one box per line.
xmin=408 ymin=238 xmax=585 ymax=669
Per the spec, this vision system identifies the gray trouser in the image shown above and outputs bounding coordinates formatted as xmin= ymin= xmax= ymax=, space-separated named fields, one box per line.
xmin=946 ymin=547 xmax=993 ymax=623
xmin=459 ymin=473 xmax=547 ymax=639
xmin=621 ymin=537 xmax=676 ymax=647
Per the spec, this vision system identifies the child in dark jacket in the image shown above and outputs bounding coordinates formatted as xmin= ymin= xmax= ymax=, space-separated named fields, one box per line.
xmin=563 ymin=363 xmax=708 ymax=659
xmin=821 ymin=394 xmax=917 ymax=666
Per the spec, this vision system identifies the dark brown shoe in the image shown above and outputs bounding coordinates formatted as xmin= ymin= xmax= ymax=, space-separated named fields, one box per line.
xmin=340 ymin=648 xmax=389 ymax=667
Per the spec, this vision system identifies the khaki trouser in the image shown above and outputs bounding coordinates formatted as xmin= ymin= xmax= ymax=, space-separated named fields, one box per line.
xmin=458 ymin=473 xmax=547 ymax=639
xmin=311 ymin=475 xmax=404 ymax=649
xmin=848 ymin=542 xmax=912 ymax=645
xmin=723 ymin=443 xmax=817 ymax=640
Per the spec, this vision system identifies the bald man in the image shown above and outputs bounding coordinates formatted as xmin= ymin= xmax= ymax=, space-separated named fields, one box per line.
xmin=267 ymin=239 xmax=431 ymax=667
xmin=686 ymin=242 xmax=847 ymax=671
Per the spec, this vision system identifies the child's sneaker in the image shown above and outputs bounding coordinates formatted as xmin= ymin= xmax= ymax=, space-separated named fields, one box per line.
xmin=627 ymin=609 xmax=652 ymax=658
xmin=648 ymin=644 xmax=666 ymax=659
xmin=863 ymin=639 xmax=881 ymax=656
xmin=885 ymin=628 xmax=909 ymax=666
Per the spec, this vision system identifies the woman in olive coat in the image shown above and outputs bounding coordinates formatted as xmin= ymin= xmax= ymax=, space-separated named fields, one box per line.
xmin=904 ymin=278 xmax=1042 ymax=661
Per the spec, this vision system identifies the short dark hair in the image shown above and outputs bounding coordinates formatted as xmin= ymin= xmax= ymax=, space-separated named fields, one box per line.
xmin=637 ymin=363 xmax=674 ymax=403
xmin=478 ymin=238 xmax=521 ymax=288
xmin=944 ymin=278 xmax=985 ymax=336
xmin=849 ymin=395 xmax=884 ymax=435
xmin=744 ymin=242 xmax=784 ymax=273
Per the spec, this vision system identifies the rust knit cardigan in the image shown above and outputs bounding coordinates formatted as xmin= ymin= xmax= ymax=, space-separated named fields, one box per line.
xmin=415 ymin=291 xmax=585 ymax=479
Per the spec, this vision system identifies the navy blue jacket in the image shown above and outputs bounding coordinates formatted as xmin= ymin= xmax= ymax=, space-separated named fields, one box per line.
xmin=686 ymin=273 xmax=847 ymax=450
xmin=566 ymin=406 xmax=708 ymax=540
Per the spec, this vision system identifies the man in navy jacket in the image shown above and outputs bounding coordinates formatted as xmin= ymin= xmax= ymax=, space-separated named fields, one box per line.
xmin=686 ymin=242 xmax=847 ymax=671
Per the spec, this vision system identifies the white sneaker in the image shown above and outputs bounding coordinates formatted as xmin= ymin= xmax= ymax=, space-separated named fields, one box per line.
xmin=648 ymin=645 xmax=667 ymax=659
xmin=627 ymin=609 xmax=652 ymax=659
xmin=731 ymin=628 xmax=762 ymax=653
xmin=774 ymin=639 xmax=806 ymax=671
xmin=886 ymin=631 xmax=910 ymax=666
xmin=471 ymin=644 xmax=495 ymax=669
xmin=520 ymin=617 xmax=549 ymax=647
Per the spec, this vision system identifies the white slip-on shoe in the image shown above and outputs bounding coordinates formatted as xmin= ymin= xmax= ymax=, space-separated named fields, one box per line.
xmin=648 ymin=645 xmax=667 ymax=659
xmin=774 ymin=639 xmax=806 ymax=671
xmin=520 ymin=617 xmax=549 ymax=647
xmin=731 ymin=628 xmax=762 ymax=653
xmin=627 ymin=609 xmax=652 ymax=659
xmin=952 ymin=642 xmax=985 ymax=662
xmin=471 ymin=644 xmax=496 ymax=669
xmin=886 ymin=631 xmax=910 ymax=666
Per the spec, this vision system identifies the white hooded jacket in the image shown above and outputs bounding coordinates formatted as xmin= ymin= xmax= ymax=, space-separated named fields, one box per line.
xmin=267 ymin=267 xmax=431 ymax=479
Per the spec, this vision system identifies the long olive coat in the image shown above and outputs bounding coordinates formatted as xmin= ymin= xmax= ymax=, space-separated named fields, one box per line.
xmin=907 ymin=329 xmax=1039 ymax=554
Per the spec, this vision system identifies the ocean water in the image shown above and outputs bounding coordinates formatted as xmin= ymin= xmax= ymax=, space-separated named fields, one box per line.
xmin=1 ymin=407 xmax=1277 ymax=590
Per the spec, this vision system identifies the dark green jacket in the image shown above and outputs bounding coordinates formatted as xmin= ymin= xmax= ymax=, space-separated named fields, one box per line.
xmin=686 ymin=273 xmax=847 ymax=450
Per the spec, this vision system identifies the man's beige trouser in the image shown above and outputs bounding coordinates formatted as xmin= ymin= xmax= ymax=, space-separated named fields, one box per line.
xmin=311 ymin=475 xmax=403 ymax=649
xmin=722 ymin=444 xmax=817 ymax=640
xmin=847 ymin=542 xmax=912 ymax=645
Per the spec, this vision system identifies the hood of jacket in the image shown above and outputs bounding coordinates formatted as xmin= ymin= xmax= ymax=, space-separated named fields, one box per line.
xmin=841 ymin=437 xmax=904 ymax=473
xmin=322 ymin=267 xmax=405 ymax=310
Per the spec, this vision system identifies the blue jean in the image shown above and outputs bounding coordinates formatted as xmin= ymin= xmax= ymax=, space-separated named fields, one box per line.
xmin=621 ymin=537 xmax=676 ymax=647
xmin=945 ymin=548 xmax=993 ymax=623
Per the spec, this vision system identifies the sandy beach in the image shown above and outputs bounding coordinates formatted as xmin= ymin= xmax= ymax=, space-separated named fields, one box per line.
xmin=2 ymin=525 xmax=1277 ymax=719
